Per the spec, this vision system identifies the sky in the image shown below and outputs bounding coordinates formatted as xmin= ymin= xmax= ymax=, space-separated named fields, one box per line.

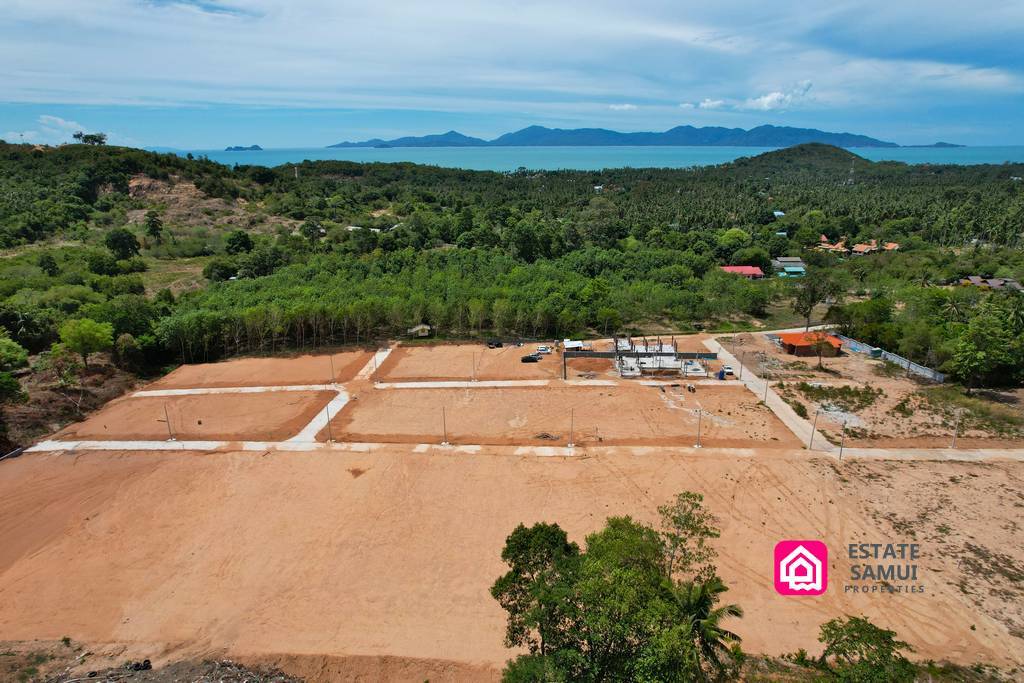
xmin=1 ymin=0 xmax=1023 ymax=148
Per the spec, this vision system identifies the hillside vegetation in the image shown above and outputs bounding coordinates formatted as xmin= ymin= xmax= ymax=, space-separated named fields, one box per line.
xmin=1 ymin=141 xmax=1023 ymax=448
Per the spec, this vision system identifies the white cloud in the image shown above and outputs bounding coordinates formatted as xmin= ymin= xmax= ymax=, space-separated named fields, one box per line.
xmin=4 ymin=114 xmax=136 ymax=146
xmin=0 ymin=0 xmax=1021 ymax=143
xmin=4 ymin=115 xmax=87 ymax=145
xmin=2 ymin=130 xmax=40 ymax=143
xmin=38 ymin=115 xmax=86 ymax=138
xmin=741 ymin=80 xmax=813 ymax=111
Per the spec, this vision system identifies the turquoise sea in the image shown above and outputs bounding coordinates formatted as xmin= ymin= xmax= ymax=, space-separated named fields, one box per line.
xmin=177 ymin=145 xmax=1024 ymax=171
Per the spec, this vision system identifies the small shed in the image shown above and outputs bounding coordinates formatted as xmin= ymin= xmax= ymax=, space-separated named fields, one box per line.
xmin=407 ymin=323 xmax=432 ymax=338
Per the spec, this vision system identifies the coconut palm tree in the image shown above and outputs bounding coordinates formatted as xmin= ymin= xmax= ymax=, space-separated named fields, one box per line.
xmin=942 ymin=297 xmax=967 ymax=323
xmin=673 ymin=576 xmax=744 ymax=680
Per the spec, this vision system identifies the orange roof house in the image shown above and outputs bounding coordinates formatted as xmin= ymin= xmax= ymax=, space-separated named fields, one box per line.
xmin=777 ymin=332 xmax=843 ymax=357
xmin=883 ymin=242 xmax=900 ymax=251
xmin=815 ymin=239 xmax=848 ymax=254
xmin=851 ymin=239 xmax=878 ymax=255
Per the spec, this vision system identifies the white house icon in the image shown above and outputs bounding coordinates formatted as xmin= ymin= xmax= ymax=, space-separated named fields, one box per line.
xmin=779 ymin=545 xmax=823 ymax=591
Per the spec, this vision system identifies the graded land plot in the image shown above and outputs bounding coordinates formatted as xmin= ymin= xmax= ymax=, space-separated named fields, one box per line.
xmin=375 ymin=343 xmax=561 ymax=381
xmin=0 ymin=450 xmax=1020 ymax=682
xmin=325 ymin=384 xmax=798 ymax=447
xmin=54 ymin=391 xmax=335 ymax=442
xmin=725 ymin=333 xmax=1024 ymax=448
xmin=151 ymin=350 xmax=373 ymax=389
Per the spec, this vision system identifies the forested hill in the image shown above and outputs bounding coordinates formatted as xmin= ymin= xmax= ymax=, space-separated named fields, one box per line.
xmin=3 ymin=141 xmax=1023 ymax=250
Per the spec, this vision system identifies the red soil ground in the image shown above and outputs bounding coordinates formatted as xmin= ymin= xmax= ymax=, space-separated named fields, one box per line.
xmin=151 ymin=351 xmax=372 ymax=388
xmin=325 ymin=384 xmax=798 ymax=448
xmin=55 ymin=391 xmax=335 ymax=442
xmin=0 ymin=450 xmax=1020 ymax=681
xmin=376 ymin=343 xmax=561 ymax=381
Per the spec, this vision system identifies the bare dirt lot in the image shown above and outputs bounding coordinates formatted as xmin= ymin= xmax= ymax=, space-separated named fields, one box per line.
xmin=0 ymin=450 xmax=1020 ymax=682
xmin=151 ymin=351 xmax=372 ymax=388
xmin=54 ymin=391 xmax=335 ymax=442
xmin=326 ymin=384 xmax=797 ymax=447
xmin=725 ymin=333 xmax=1024 ymax=448
xmin=376 ymin=343 xmax=561 ymax=381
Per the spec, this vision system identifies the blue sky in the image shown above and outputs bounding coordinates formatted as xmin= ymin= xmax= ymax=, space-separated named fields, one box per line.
xmin=1 ymin=0 xmax=1023 ymax=148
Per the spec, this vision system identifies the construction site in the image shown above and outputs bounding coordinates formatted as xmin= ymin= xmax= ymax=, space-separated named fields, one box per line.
xmin=2 ymin=332 xmax=1023 ymax=681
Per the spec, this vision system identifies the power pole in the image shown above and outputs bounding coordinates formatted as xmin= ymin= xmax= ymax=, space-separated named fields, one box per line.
xmin=441 ymin=407 xmax=449 ymax=446
xmin=808 ymin=408 xmax=821 ymax=450
xmin=694 ymin=409 xmax=703 ymax=448
xmin=568 ymin=408 xmax=575 ymax=448
xmin=839 ymin=421 xmax=847 ymax=460
xmin=951 ymin=409 xmax=962 ymax=449
xmin=163 ymin=404 xmax=175 ymax=441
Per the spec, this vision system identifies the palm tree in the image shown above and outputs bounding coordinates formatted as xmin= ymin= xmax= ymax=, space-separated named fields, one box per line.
xmin=673 ymin=577 xmax=744 ymax=680
xmin=942 ymin=297 xmax=966 ymax=323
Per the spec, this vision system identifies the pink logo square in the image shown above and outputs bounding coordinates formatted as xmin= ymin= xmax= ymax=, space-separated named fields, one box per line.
xmin=774 ymin=540 xmax=828 ymax=596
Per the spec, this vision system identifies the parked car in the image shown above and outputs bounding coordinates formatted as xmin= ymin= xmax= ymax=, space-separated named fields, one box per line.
xmin=521 ymin=353 xmax=541 ymax=363
xmin=536 ymin=345 xmax=552 ymax=354
xmin=487 ymin=339 xmax=503 ymax=348
xmin=723 ymin=365 xmax=735 ymax=376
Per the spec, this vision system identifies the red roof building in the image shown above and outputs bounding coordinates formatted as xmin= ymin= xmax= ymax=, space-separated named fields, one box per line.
xmin=776 ymin=332 xmax=843 ymax=357
xmin=720 ymin=265 xmax=764 ymax=279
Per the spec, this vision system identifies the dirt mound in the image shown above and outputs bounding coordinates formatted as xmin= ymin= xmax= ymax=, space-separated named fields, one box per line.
xmin=124 ymin=174 xmax=299 ymax=234
xmin=246 ymin=653 xmax=500 ymax=682
xmin=3 ymin=355 xmax=140 ymax=451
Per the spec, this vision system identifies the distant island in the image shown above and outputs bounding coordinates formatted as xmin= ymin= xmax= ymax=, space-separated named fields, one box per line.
xmin=328 ymin=125 xmax=960 ymax=149
xmin=225 ymin=145 xmax=263 ymax=151
xmin=904 ymin=141 xmax=965 ymax=148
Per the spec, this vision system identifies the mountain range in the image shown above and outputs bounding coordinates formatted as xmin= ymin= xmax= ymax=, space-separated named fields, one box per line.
xmin=328 ymin=124 xmax=959 ymax=149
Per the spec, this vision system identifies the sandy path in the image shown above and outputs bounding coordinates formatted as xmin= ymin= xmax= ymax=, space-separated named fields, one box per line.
xmin=0 ymin=449 xmax=1020 ymax=680
xmin=705 ymin=338 xmax=836 ymax=451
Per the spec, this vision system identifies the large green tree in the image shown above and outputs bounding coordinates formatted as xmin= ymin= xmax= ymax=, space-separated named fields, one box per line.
xmin=791 ymin=268 xmax=842 ymax=331
xmin=58 ymin=318 xmax=113 ymax=368
xmin=950 ymin=304 xmax=1013 ymax=394
xmin=492 ymin=493 xmax=743 ymax=682
xmin=105 ymin=228 xmax=140 ymax=260
xmin=818 ymin=615 xmax=916 ymax=682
